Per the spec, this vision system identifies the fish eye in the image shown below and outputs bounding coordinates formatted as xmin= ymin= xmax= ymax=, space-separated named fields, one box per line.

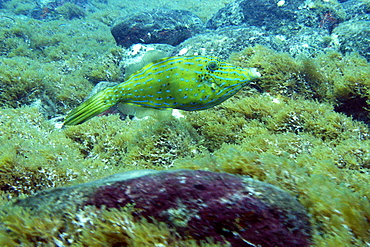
xmin=207 ymin=61 xmax=219 ymax=71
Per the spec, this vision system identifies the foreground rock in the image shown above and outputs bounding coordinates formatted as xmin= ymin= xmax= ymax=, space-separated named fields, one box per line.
xmin=16 ymin=169 xmax=312 ymax=246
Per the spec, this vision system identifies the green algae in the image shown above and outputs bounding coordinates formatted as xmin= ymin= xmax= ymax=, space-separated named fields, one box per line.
xmin=0 ymin=15 xmax=123 ymax=115
xmin=64 ymin=114 xmax=203 ymax=168
xmin=0 ymin=56 xmax=91 ymax=114
xmin=56 ymin=3 xmax=87 ymax=20
xmin=2 ymin=92 xmax=369 ymax=245
xmin=0 ymin=105 xmax=202 ymax=199
xmin=0 ymin=203 xmax=226 ymax=246
xmin=229 ymin=45 xmax=370 ymax=123
xmin=2 ymin=0 xmax=234 ymax=23
xmin=228 ymin=45 xmax=329 ymax=99
xmin=0 ymin=106 xmax=96 ymax=196
xmin=1 ymin=48 xmax=370 ymax=245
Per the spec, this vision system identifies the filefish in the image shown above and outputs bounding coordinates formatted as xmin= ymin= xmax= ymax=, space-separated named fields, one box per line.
xmin=63 ymin=56 xmax=261 ymax=125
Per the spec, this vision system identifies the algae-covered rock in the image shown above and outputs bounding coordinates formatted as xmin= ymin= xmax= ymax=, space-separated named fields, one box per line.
xmin=332 ymin=20 xmax=370 ymax=61
xmin=0 ymin=106 xmax=84 ymax=196
xmin=15 ymin=169 xmax=312 ymax=246
xmin=56 ymin=2 xmax=87 ymax=20
xmin=342 ymin=0 xmax=370 ymax=21
xmin=172 ymin=25 xmax=279 ymax=60
xmin=228 ymin=45 xmax=370 ymax=124
xmin=206 ymin=0 xmax=305 ymax=31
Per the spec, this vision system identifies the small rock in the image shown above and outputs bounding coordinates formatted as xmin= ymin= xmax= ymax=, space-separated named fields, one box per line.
xmin=111 ymin=9 xmax=204 ymax=48
xmin=16 ymin=169 xmax=312 ymax=246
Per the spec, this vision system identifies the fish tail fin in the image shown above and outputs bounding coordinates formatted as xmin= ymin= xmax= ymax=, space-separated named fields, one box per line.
xmin=63 ymin=88 xmax=119 ymax=126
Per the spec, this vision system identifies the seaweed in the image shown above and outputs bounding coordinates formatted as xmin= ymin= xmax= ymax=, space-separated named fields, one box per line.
xmin=229 ymin=45 xmax=370 ymax=124
xmin=0 ymin=106 xmax=86 ymax=196
xmin=64 ymin=113 xmax=203 ymax=168
xmin=56 ymin=3 xmax=87 ymax=20
xmin=0 ymin=16 xmax=123 ymax=116
xmin=0 ymin=203 xmax=226 ymax=246
xmin=228 ymin=45 xmax=329 ymax=100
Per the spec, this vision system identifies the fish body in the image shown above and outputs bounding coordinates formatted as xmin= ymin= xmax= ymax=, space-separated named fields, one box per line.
xmin=63 ymin=56 xmax=260 ymax=125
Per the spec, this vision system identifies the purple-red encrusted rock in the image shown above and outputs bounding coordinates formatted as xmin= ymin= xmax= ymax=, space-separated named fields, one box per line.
xmin=85 ymin=170 xmax=311 ymax=246
xmin=15 ymin=169 xmax=311 ymax=246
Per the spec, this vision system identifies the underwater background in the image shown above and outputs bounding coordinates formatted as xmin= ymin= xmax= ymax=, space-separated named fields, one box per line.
xmin=0 ymin=0 xmax=369 ymax=246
